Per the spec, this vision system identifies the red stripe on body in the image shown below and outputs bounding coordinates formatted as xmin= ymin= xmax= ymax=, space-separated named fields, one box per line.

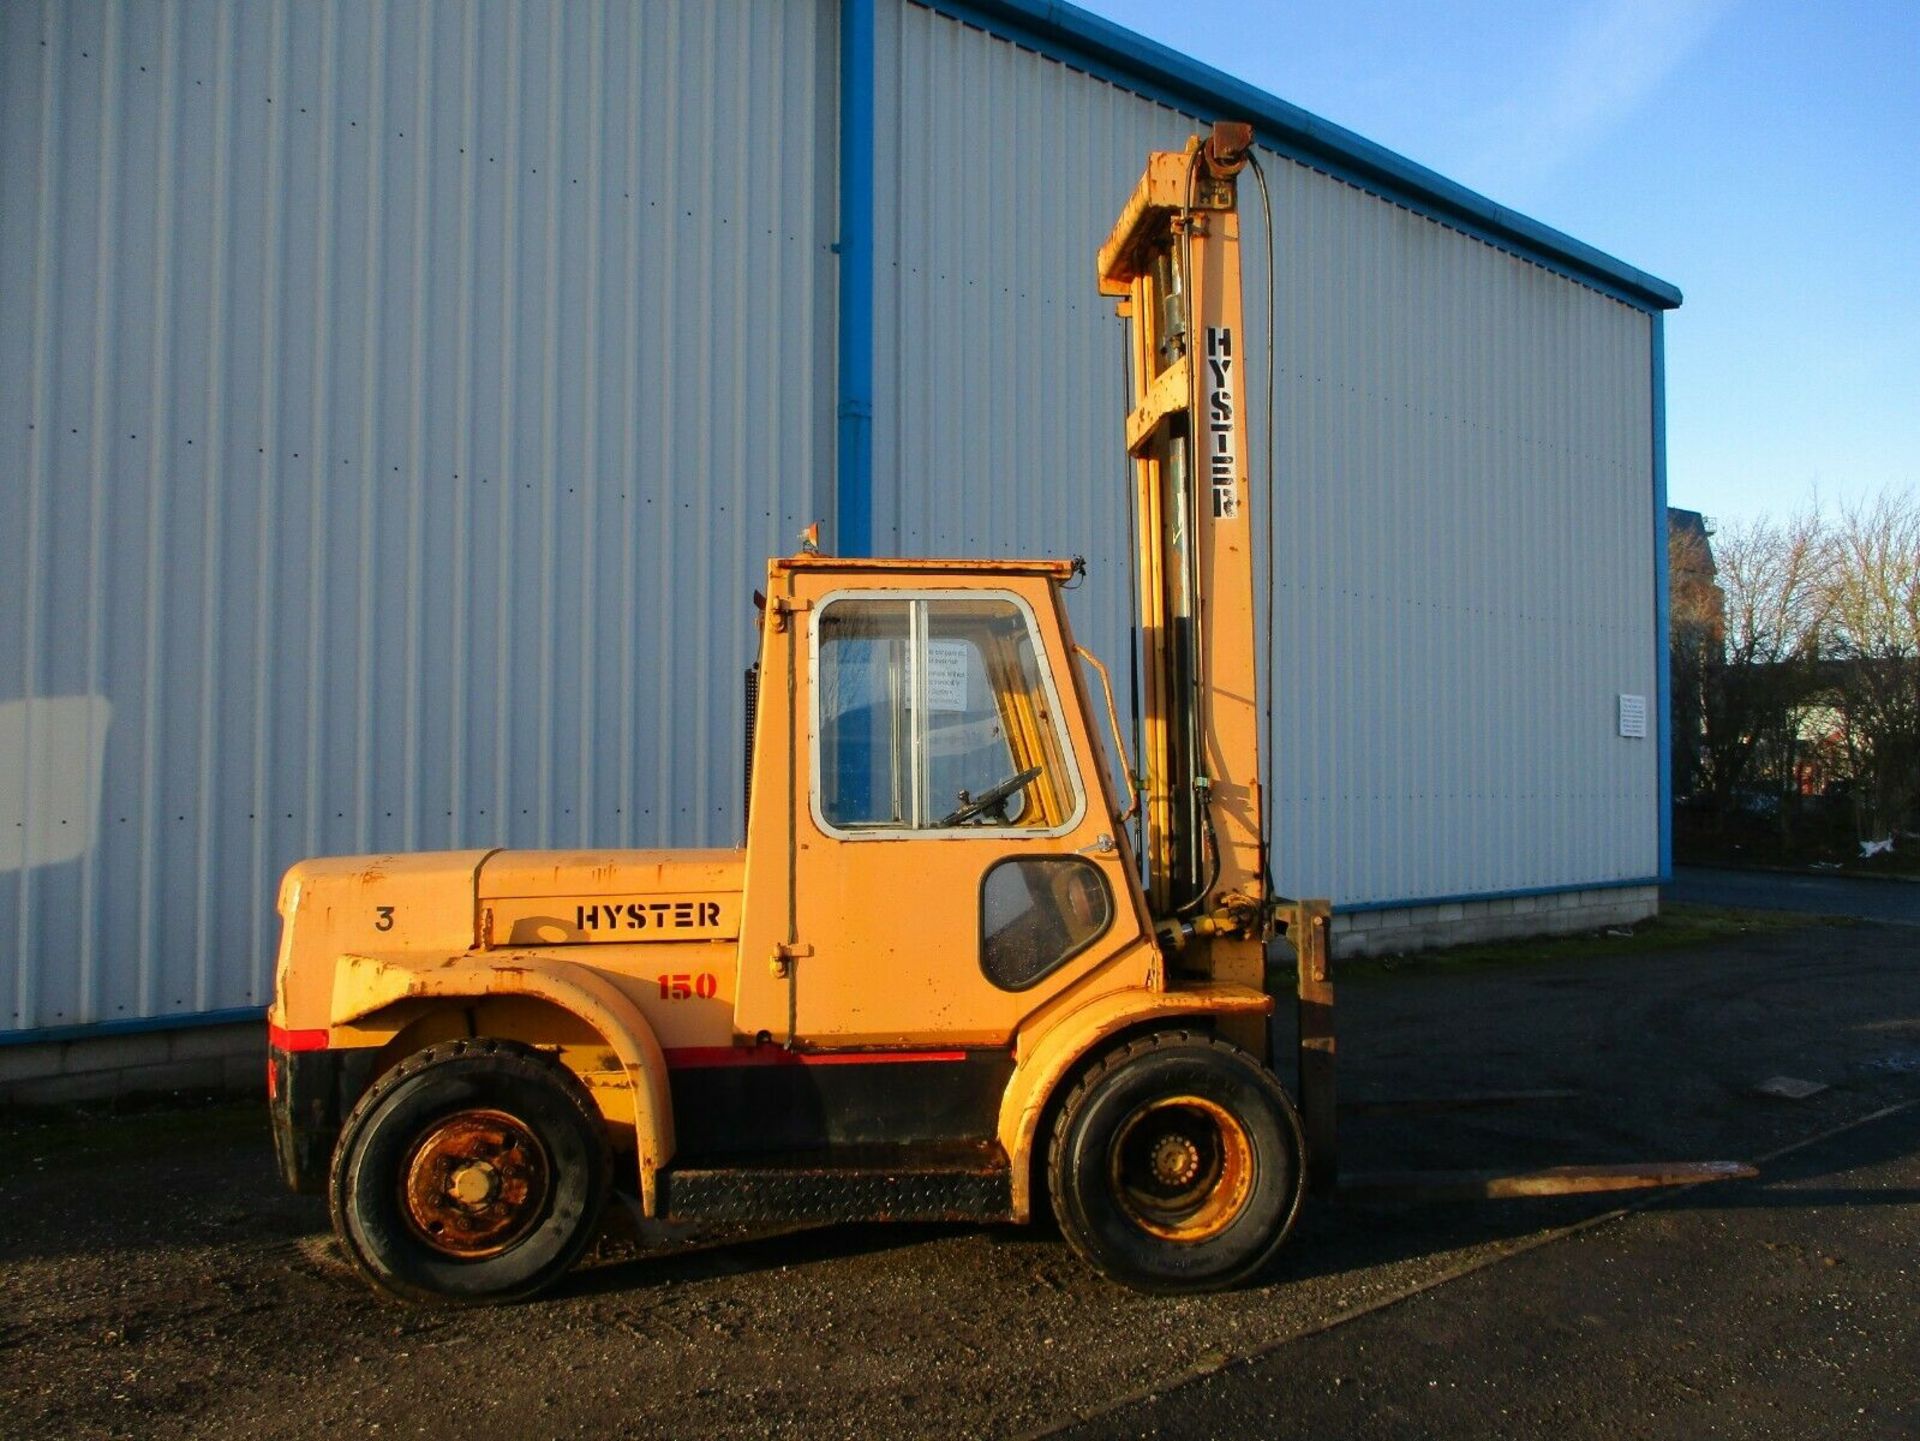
xmin=664 ymin=1046 xmax=971 ymax=1069
xmin=268 ymin=1022 xmax=331 ymax=1052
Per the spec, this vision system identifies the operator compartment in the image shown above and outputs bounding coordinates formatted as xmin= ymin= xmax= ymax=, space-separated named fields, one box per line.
xmin=476 ymin=848 xmax=744 ymax=947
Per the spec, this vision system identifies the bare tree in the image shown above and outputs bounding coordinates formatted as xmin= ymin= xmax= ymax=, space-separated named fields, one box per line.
xmin=1693 ymin=508 xmax=1829 ymax=824
xmin=1823 ymin=490 xmax=1920 ymax=840
xmin=1667 ymin=519 xmax=1722 ymax=800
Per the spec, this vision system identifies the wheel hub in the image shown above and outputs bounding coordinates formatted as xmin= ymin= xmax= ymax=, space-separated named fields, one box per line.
xmin=1149 ymin=1134 xmax=1202 ymax=1188
xmin=401 ymin=1108 xmax=551 ymax=1259
xmin=448 ymin=1161 xmax=501 ymax=1207
xmin=1110 ymin=1095 xmax=1256 ymax=1243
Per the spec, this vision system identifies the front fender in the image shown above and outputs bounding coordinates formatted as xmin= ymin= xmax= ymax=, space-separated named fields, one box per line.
xmin=995 ymin=983 xmax=1274 ymax=1220
xmin=333 ymin=951 xmax=675 ymax=1216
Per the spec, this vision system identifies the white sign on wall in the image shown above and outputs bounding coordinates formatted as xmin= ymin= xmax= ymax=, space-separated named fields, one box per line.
xmin=1618 ymin=694 xmax=1648 ymax=739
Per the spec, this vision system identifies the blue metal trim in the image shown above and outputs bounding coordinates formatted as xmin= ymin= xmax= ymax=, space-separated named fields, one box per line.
xmin=836 ymin=0 xmax=877 ymax=556
xmin=915 ymin=0 xmax=1682 ymax=314
xmin=0 ymin=1006 xmax=266 ymax=1049
xmin=1652 ymin=313 xmax=1673 ymax=882
xmin=1335 ymin=876 xmax=1662 ymax=916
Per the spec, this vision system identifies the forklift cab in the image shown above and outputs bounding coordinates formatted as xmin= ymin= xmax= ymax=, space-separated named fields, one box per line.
xmin=732 ymin=557 xmax=1159 ymax=1054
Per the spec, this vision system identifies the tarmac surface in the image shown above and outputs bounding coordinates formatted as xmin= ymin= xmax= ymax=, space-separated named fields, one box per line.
xmin=1667 ymin=864 xmax=1920 ymax=925
xmin=1060 ymin=1100 xmax=1920 ymax=1439
xmin=3 ymin=913 xmax=1916 ymax=1439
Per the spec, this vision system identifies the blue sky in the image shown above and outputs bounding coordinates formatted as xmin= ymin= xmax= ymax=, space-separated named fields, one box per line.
xmin=1079 ymin=0 xmax=1919 ymax=533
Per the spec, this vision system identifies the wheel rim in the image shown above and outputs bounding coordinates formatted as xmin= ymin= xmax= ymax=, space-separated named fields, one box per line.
xmin=1109 ymin=1095 xmax=1255 ymax=1242
xmin=399 ymin=1108 xmax=552 ymax=1259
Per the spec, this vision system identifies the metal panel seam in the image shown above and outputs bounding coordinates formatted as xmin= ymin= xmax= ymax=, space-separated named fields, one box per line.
xmin=136 ymin=4 xmax=182 ymax=1017
xmin=194 ymin=1 xmax=238 ymax=1010
xmin=15 ymin=0 xmax=62 ymax=1033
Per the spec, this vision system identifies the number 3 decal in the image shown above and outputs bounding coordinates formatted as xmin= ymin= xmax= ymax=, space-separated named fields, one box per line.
xmin=374 ymin=905 xmax=395 ymax=932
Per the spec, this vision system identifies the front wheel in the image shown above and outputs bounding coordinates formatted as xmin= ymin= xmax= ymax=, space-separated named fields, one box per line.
xmin=329 ymin=1038 xmax=611 ymax=1304
xmin=1047 ymin=1029 xmax=1305 ymax=1293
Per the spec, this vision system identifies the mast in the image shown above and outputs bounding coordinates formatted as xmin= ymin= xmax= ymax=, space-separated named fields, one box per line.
xmin=1098 ymin=123 xmax=1269 ymax=982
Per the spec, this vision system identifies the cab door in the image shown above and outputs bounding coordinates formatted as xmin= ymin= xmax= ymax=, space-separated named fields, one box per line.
xmin=783 ymin=575 xmax=1143 ymax=1050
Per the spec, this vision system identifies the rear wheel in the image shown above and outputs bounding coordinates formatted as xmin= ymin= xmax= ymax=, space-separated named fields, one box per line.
xmin=1047 ymin=1029 xmax=1304 ymax=1293
xmin=329 ymin=1038 xmax=611 ymax=1304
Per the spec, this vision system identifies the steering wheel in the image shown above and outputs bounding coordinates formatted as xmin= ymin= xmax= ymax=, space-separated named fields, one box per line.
xmin=939 ymin=766 xmax=1043 ymax=828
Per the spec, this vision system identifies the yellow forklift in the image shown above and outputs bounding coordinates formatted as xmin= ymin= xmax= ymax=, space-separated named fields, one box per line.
xmin=268 ymin=125 xmax=1741 ymax=1304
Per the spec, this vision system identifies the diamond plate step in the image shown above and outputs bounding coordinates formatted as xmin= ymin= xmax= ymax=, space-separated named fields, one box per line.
xmin=660 ymin=1144 xmax=1012 ymax=1225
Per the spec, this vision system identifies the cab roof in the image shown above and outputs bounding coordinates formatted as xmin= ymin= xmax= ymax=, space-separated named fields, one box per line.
xmin=768 ymin=555 xmax=1077 ymax=580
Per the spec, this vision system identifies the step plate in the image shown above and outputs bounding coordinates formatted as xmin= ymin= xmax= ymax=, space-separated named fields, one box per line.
xmin=661 ymin=1161 xmax=1012 ymax=1226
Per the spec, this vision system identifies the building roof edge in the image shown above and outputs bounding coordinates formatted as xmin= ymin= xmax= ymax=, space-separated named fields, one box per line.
xmin=930 ymin=0 xmax=1684 ymax=311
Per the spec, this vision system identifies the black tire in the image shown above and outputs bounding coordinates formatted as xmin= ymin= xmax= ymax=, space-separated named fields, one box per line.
xmin=329 ymin=1038 xmax=611 ymax=1304
xmin=1047 ymin=1028 xmax=1305 ymax=1294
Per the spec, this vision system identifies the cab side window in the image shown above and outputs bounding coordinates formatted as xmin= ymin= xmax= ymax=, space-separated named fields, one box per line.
xmin=981 ymin=857 xmax=1114 ymax=989
xmin=815 ymin=595 xmax=1075 ymax=832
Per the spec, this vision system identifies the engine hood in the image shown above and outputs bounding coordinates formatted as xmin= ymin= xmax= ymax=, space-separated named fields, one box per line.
xmin=477 ymin=848 xmax=746 ymax=946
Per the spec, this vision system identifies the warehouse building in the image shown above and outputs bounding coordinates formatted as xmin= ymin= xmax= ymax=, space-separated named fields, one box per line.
xmin=0 ymin=0 xmax=1678 ymax=1098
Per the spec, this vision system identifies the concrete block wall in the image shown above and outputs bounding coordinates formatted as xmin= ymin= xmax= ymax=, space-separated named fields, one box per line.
xmin=0 ymin=1020 xmax=263 ymax=1106
xmin=1330 ymin=886 xmax=1660 ymax=958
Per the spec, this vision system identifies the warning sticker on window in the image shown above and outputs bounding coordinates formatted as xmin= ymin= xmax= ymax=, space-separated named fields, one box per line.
xmin=926 ymin=640 xmax=972 ymax=712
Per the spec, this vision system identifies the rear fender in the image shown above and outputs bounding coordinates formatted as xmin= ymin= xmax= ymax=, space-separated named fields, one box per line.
xmin=332 ymin=952 xmax=675 ymax=1215
xmin=996 ymin=984 xmax=1274 ymax=1220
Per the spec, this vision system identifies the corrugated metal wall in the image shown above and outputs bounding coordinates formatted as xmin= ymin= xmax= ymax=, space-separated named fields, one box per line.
xmin=1 ymin=0 xmax=1664 ymax=1040
xmin=871 ymin=5 xmax=1190 ymax=694
xmin=873 ymin=2 xmax=1658 ymax=906
xmin=1263 ymin=156 xmax=1656 ymax=903
xmin=0 ymin=0 xmax=837 ymax=1034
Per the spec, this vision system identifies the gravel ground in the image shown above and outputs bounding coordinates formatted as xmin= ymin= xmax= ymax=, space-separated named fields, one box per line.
xmin=3 ymin=918 xmax=1916 ymax=1440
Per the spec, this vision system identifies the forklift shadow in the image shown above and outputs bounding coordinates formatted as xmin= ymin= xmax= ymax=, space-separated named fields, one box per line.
xmin=558 ymin=1162 xmax=1920 ymax=1301
xmin=1653 ymin=1096 xmax=1920 ymax=1214
xmin=565 ymin=1201 xmax=1640 ymax=1302
xmin=561 ymin=1217 xmax=967 ymax=1298
xmin=561 ymin=1201 xmax=1597 ymax=1302
xmin=554 ymin=1099 xmax=1920 ymax=1301
xmin=1269 ymin=1096 xmax=1920 ymax=1288
xmin=1264 ymin=1193 xmax=1623 ymax=1287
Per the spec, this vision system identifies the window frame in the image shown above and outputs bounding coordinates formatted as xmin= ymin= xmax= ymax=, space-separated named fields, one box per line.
xmin=806 ymin=587 xmax=1087 ymax=842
